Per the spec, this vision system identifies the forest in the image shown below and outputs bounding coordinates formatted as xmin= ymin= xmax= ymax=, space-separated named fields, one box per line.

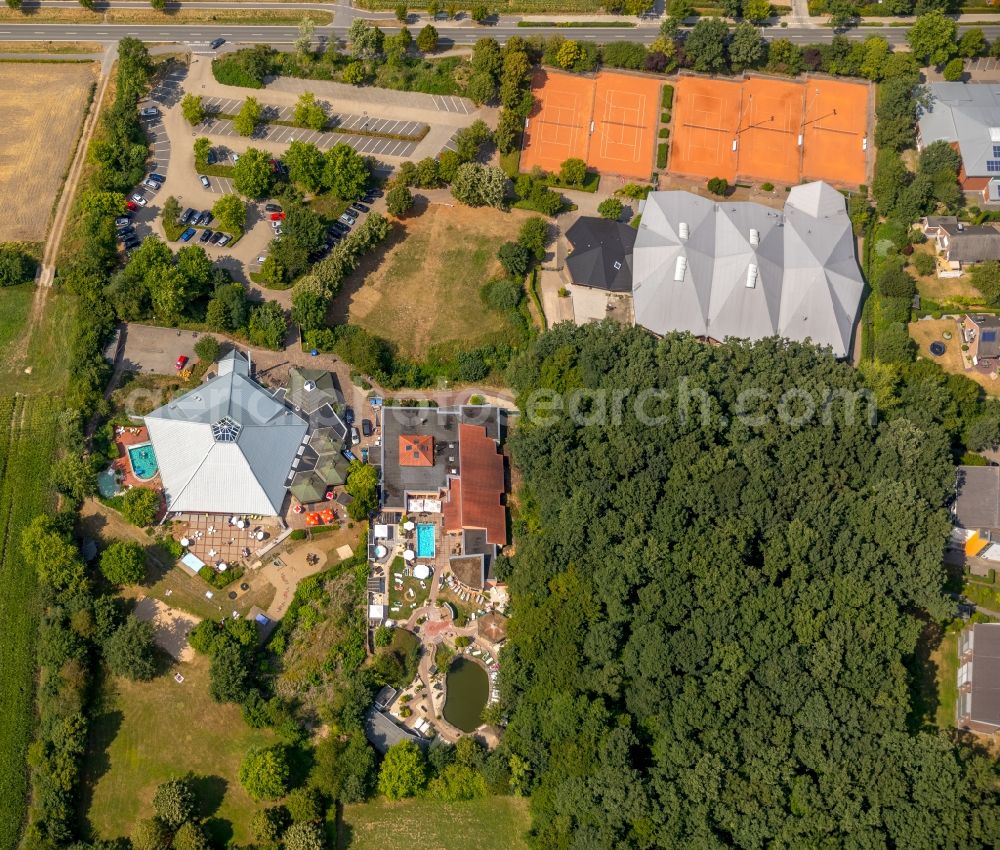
xmin=500 ymin=323 xmax=1000 ymax=849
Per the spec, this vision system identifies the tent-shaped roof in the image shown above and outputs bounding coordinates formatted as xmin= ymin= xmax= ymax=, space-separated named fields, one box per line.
xmin=316 ymin=454 xmax=350 ymax=486
xmin=145 ymin=352 xmax=307 ymax=515
xmin=290 ymin=469 xmax=327 ymax=504
xmin=565 ymin=216 xmax=636 ymax=292
xmin=399 ymin=434 xmax=433 ymax=467
xmin=477 ymin=611 xmax=509 ymax=643
xmin=286 ymin=367 xmax=343 ymax=415
xmin=631 ymin=182 xmax=863 ymax=358
xmin=310 ymin=427 xmax=344 ymax=457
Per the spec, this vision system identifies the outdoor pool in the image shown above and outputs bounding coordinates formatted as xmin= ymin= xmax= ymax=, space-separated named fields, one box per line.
xmin=443 ymin=657 xmax=488 ymax=732
xmin=127 ymin=442 xmax=159 ymax=481
xmin=97 ymin=469 xmax=119 ymax=498
xmin=416 ymin=523 xmax=436 ymax=558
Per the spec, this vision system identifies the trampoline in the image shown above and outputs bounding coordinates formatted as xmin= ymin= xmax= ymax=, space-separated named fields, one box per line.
xmin=930 ymin=341 xmax=946 ymax=356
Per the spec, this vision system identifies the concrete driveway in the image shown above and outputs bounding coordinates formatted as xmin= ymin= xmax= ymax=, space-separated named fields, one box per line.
xmin=117 ymin=323 xmax=212 ymax=374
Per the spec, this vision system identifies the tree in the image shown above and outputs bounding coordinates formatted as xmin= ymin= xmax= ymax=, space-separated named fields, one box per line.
xmin=686 ymin=17 xmax=728 ymax=73
xmin=0 ymin=245 xmax=36 ymax=286
xmin=826 ymin=0 xmax=856 ymax=27
xmin=212 ymin=194 xmax=247 ymax=236
xmin=291 ymin=275 xmax=330 ymax=331
xmin=342 ymin=61 xmax=366 ymax=85
xmin=52 ymin=452 xmax=96 ymax=504
xmin=286 ymin=786 xmax=325 ymax=822
xmin=104 ymin=615 xmax=157 ymax=681
xmin=559 ymin=157 xmax=587 ymax=187
xmin=374 ymin=624 xmax=393 ymax=647
xmin=207 ymin=283 xmax=249 ymax=332
xmin=395 ymin=2 xmax=408 ymax=21
xmin=172 ymin=822 xmax=209 ymax=850
xmin=498 ymin=241 xmax=531 ymax=278
xmin=99 ymin=539 xmax=145 ymax=586
xmin=601 ymin=41 xmax=647 ymax=70
xmin=283 ymin=822 xmax=326 ymax=850
xmin=152 ymin=778 xmax=197 ymax=828
xmin=251 ymin=806 xmax=291 ymax=844
xmin=294 ymin=92 xmax=327 ymax=131
xmin=131 ymin=818 xmax=170 ymax=850
xmin=416 ymin=157 xmax=440 ymax=187
xmin=471 ymin=3 xmax=489 ymax=21
xmin=294 ymin=15 xmax=316 ymax=59
xmin=385 ymin=29 xmax=411 ymax=67
xmin=234 ymin=96 xmax=262 ymax=137
xmin=450 ymin=163 xmax=507 ymax=208
xmin=877 ymin=265 xmax=916 ymax=300
xmin=180 ymin=93 xmax=205 ymax=125
xmin=668 ymin=0 xmax=694 ymax=19
xmin=119 ymin=486 xmax=161 ymax=526
xmin=742 ymin=0 xmax=770 ymax=22
xmin=386 ymin=184 xmax=414 ymax=217
xmin=766 ymin=38 xmax=803 ymax=75
xmin=707 ymin=176 xmax=728 ymax=195
xmin=907 ymin=9 xmax=957 ymax=66
xmin=970 ymin=261 xmax=1000 ymax=305
xmin=248 ymin=301 xmax=288 ymax=350
xmin=193 ymin=136 xmax=212 ymax=170
xmin=194 ymin=335 xmax=220 ymax=362
xmin=416 ymin=24 xmax=439 ymax=52
xmin=209 ymin=640 xmax=251 ymax=702
xmin=518 ymin=217 xmax=549 ymax=260
xmin=556 ymin=39 xmax=582 ymax=69
xmin=240 ymin=746 xmax=290 ymax=801
xmin=20 ymin=514 xmax=86 ymax=590
xmin=728 ymin=21 xmax=765 ymax=71
xmin=346 ymin=460 xmax=378 ymax=520
xmin=285 ymin=140 xmax=326 ymax=194
xmin=597 ymin=197 xmax=624 ymax=220
xmin=942 ymin=58 xmax=964 ymax=81
xmin=377 ymin=741 xmax=426 ymax=799
xmin=349 ymin=19 xmax=384 ymax=60
xmin=959 ymin=27 xmax=987 ymax=58
xmin=233 ymin=147 xmax=273 ymax=198
xmin=323 ymin=143 xmax=370 ymax=200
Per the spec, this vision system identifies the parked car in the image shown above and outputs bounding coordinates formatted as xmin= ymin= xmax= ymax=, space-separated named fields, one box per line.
xmin=209 ymin=37 xmax=225 ymax=49
xmin=339 ymin=211 xmax=357 ymax=225
xmin=362 ymin=192 xmax=376 ymax=204
xmin=140 ymin=106 xmax=160 ymax=118
xmin=351 ymin=202 xmax=370 ymax=214
xmin=361 ymin=447 xmax=369 ymax=463
xmin=264 ymin=203 xmax=282 ymax=213
xmin=199 ymin=229 xmax=213 ymax=243
xmin=273 ymin=226 xmax=283 ymax=237
xmin=179 ymin=227 xmax=196 ymax=242
xmin=114 ymin=216 xmax=131 ymax=228
xmin=180 ymin=208 xmax=196 ymax=224
xmin=230 ymin=152 xmax=239 ymax=163
xmin=342 ymin=449 xmax=356 ymax=462
xmin=199 ymin=175 xmax=210 ymax=189
xmin=123 ymin=236 xmax=141 ymax=250
xmin=207 ymin=150 xmax=217 ymax=165
xmin=367 ymin=187 xmax=384 ymax=198
xmin=271 ymin=219 xmax=282 ymax=230
xmin=344 ymin=406 xmax=354 ymax=424
xmin=269 ymin=212 xmax=286 ymax=221
xmin=143 ymin=178 xmax=160 ymax=191
xmin=217 ymin=234 xmax=231 ymax=247
xmin=125 ymin=200 xmax=138 ymax=211
xmin=130 ymin=193 xmax=147 ymax=207
xmin=197 ymin=211 xmax=213 ymax=226
xmin=175 ymin=355 xmax=189 ymax=370
xmin=117 ymin=226 xmax=135 ymax=239
xmin=331 ymin=222 xmax=349 ymax=236
xmin=210 ymin=232 xmax=224 ymax=244
xmin=362 ymin=419 xmax=373 ymax=437
xmin=256 ymin=255 xmax=268 ymax=264
xmin=149 ymin=173 xmax=166 ymax=184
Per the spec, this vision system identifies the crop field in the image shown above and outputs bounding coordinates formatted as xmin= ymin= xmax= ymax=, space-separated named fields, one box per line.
xmin=330 ymin=204 xmax=529 ymax=359
xmin=0 ymin=62 xmax=95 ymax=242
xmin=0 ymin=394 xmax=62 ymax=850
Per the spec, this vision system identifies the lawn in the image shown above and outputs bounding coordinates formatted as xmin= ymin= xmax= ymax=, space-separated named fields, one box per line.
xmin=82 ymin=655 xmax=278 ymax=846
xmin=0 ymin=286 xmax=78 ymax=394
xmin=931 ymin=620 xmax=963 ymax=730
xmin=963 ymin=577 xmax=1000 ymax=612
xmin=338 ymin=796 xmax=531 ymax=850
xmin=0 ymin=395 xmax=62 ymax=850
xmin=388 ymin=556 xmax=430 ymax=618
xmin=330 ymin=203 xmax=530 ymax=359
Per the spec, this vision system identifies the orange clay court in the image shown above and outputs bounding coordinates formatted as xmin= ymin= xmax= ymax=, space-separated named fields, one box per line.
xmin=670 ymin=75 xmax=870 ymax=187
xmin=521 ymin=69 xmax=661 ymax=180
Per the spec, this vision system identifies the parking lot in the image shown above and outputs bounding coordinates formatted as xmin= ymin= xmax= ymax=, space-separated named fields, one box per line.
xmin=430 ymin=94 xmax=473 ymax=114
xmin=197 ymin=96 xmax=425 ymax=158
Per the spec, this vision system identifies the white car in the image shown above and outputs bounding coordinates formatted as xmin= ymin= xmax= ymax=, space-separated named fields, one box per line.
xmin=199 ymin=175 xmax=210 ymax=189
xmin=217 ymin=234 xmax=231 ymax=247
xmin=130 ymin=193 xmax=147 ymax=207
xmin=256 ymin=255 xmax=267 ymax=264
xmin=230 ymin=153 xmax=239 ymax=163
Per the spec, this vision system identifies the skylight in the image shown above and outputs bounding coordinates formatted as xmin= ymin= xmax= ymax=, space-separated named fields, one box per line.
xmin=211 ymin=415 xmax=242 ymax=442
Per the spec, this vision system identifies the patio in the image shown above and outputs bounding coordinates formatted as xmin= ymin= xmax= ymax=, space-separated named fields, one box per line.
xmin=111 ymin=425 xmax=161 ymax=491
xmin=173 ymin=512 xmax=282 ymax=569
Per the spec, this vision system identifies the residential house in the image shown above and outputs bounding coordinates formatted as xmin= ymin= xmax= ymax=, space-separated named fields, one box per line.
xmin=922 ymin=216 xmax=1000 ymax=272
xmin=564 ymin=216 xmax=636 ymax=325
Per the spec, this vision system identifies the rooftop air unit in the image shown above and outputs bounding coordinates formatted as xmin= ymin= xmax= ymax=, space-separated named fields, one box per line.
xmin=679 ymin=222 xmax=689 ymax=240
xmin=304 ymin=380 xmax=316 ymax=392
xmin=674 ymin=256 xmax=687 ymax=282
xmin=749 ymin=228 xmax=759 ymax=246
xmin=746 ymin=264 xmax=758 ymax=289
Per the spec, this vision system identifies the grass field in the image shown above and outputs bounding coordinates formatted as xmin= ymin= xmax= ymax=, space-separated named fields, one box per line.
xmin=0 ymin=41 xmax=104 ymax=53
xmin=0 ymin=286 xmax=77 ymax=394
xmin=0 ymin=395 xmax=63 ymax=850
xmin=330 ymin=203 xmax=529 ymax=359
xmin=931 ymin=620 xmax=963 ymax=730
xmin=338 ymin=797 xmax=531 ymax=850
xmin=0 ymin=62 xmax=94 ymax=242
xmin=82 ymin=655 xmax=278 ymax=846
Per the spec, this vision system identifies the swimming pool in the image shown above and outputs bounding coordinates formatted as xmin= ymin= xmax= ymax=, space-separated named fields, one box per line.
xmin=416 ymin=523 xmax=436 ymax=558
xmin=127 ymin=442 xmax=159 ymax=481
xmin=97 ymin=469 xmax=119 ymax=498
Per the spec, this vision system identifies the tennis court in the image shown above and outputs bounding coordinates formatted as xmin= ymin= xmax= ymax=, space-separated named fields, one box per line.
xmin=521 ymin=69 xmax=661 ymax=179
xmin=521 ymin=69 xmax=592 ymax=175
xmin=801 ymin=78 xmax=870 ymax=186
xmin=670 ymin=75 xmax=870 ymax=187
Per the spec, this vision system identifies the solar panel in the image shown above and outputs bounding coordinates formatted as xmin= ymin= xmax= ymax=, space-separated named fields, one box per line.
xmin=993 ymin=145 xmax=1000 ymax=158
xmin=983 ymin=331 xmax=997 ymax=343
xmin=988 ymin=160 xmax=1000 ymax=173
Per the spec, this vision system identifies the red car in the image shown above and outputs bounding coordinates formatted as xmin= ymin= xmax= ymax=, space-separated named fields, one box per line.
xmin=269 ymin=212 xmax=286 ymax=221
xmin=125 ymin=200 xmax=138 ymax=211
xmin=175 ymin=355 xmax=188 ymax=370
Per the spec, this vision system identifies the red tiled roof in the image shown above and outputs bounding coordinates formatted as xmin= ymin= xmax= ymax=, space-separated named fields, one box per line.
xmin=449 ymin=423 xmax=506 ymax=546
xmin=399 ymin=434 xmax=433 ymax=467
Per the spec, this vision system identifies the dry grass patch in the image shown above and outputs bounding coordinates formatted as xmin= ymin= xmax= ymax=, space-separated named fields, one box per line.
xmin=0 ymin=40 xmax=103 ymax=53
xmin=912 ymin=244 xmax=985 ymax=303
xmin=0 ymin=8 xmax=331 ymax=23
xmin=330 ymin=203 xmax=532 ymax=359
xmin=0 ymin=62 xmax=94 ymax=242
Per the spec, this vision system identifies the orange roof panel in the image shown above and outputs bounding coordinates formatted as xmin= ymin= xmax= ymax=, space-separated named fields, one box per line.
xmin=399 ymin=434 xmax=433 ymax=467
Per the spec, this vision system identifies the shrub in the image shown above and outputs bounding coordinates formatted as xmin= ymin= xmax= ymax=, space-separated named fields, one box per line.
xmin=240 ymin=746 xmax=290 ymax=801
xmin=912 ymin=252 xmax=936 ymax=277
xmin=707 ymin=176 xmax=728 ymax=196
xmin=117 ymin=487 xmax=160 ymax=526
xmin=152 ymin=778 xmax=197 ymax=828
xmin=761 ymin=182 xmax=774 ymax=192
xmin=99 ymin=539 xmax=146 ymax=586
xmin=657 ymin=143 xmax=668 ymax=169
xmin=597 ymin=197 xmax=624 ymax=220
xmin=251 ymin=806 xmax=291 ymax=843
xmin=290 ymin=529 xmax=307 ymax=541
xmin=283 ymin=822 xmax=326 ymax=850
xmin=194 ymin=335 xmax=220 ymax=362
xmin=0 ymin=244 xmax=37 ymax=286
xmin=286 ymin=786 xmax=325 ymax=822
xmin=942 ymin=58 xmax=964 ymax=82
xmin=662 ymin=85 xmax=674 ymax=109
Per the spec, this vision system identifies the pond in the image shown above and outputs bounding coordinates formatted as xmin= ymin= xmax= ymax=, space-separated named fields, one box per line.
xmin=443 ymin=657 xmax=489 ymax=733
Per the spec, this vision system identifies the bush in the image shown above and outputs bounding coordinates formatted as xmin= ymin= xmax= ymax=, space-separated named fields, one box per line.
xmin=662 ymin=84 xmax=674 ymax=109
xmin=707 ymin=177 xmax=728 ymax=196
xmin=597 ymin=197 xmax=624 ymax=220
xmin=251 ymin=806 xmax=291 ymax=843
xmin=0 ymin=244 xmax=37 ymax=286
xmin=240 ymin=746 xmax=290 ymax=800
xmin=761 ymin=182 xmax=774 ymax=192
xmin=657 ymin=143 xmax=668 ymax=169
xmin=152 ymin=778 xmax=197 ymax=828
xmin=117 ymin=486 xmax=160 ymax=526
xmin=194 ymin=335 xmax=220 ymax=362
xmin=912 ymin=252 xmax=936 ymax=277
xmin=99 ymin=539 xmax=146 ymax=586
xmin=286 ymin=786 xmax=325 ymax=822
xmin=290 ymin=529 xmax=308 ymax=541
xmin=942 ymin=58 xmax=964 ymax=82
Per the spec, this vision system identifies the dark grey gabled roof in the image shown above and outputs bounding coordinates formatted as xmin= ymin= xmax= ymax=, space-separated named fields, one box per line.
xmin=565 ymin=217 xmax=637 ymax=292
xmin=953 ymin=465 xmax=1000 ymax=530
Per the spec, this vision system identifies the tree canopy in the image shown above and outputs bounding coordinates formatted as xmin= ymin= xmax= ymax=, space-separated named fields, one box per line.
xmin=500 ymin=323 xmax=1000 ymax=849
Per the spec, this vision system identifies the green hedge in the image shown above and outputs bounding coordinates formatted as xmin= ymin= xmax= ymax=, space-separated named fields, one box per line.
xmin=199 ymin=563 xmax=245 ymax=589
xmin=660 ymin=111 xmax=670 ymax=124
xmin=658 ymin=127 xmax=670 ymax=138
xmin=657 ymin=143 xmax=668 ymax=169
xmin=662 ymin=85 xmax=674 ymax=109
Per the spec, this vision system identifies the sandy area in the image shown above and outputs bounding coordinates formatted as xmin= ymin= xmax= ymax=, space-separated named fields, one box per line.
xmin=133 ymin=596 xmax=200 ymax=662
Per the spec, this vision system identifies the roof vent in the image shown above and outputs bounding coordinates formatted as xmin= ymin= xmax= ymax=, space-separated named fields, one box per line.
xmin=749 ymin=228 xmax=759 ymax=246
xmin=679 ymin=221 xmax=689 ymax=239
xmin=674 ymin=256 xmax=687 ymax=282
xmin=746 ymin=264 xmax=758 ymax=289
xmin=613 ymin=260 xmax=622 ymax=270
xmin=991 ymin=127 xmax=1000 ymax=142
xmin=304 ymin=380 xmax=317 ymax=392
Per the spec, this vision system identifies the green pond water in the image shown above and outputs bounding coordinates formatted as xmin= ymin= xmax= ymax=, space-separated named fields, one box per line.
xmin=443 ymin=657 xmax=488 ymax=732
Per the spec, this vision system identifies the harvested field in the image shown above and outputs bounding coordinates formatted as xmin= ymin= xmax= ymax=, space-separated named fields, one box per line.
xmin=330 ymin=203 xmax=530 ymax=359
xmin=0 ymin=8 xmax=331 ymax=23
xmin=0 ymin=62 xmax=94 ymax=242
xmin=0 ymin=41 xmax=103 ymax=53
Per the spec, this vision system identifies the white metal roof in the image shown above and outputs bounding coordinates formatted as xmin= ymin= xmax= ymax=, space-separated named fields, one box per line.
xmin=145 ymin=353 xmax=307 ymax=515
xmin=631 ymin=182 xmax=864 ymax=358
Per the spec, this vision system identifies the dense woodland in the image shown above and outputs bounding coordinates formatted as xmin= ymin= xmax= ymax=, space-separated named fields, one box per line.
xmin=500 ymin=323 xmax=1000 ymax=849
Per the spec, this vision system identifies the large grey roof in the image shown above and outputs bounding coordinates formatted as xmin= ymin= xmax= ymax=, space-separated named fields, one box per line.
xmin=145 ymin=352 xmax=307 ymax=515
xmin=631 ymin=182 xmax=864 ymax=359
xmin=953 ymin=464 xmax=1000 ymax=530
xmin=918 ymin=83 xmax=1000 ymax=179
xmin=565 ymin=217 xmax=636 ymax=292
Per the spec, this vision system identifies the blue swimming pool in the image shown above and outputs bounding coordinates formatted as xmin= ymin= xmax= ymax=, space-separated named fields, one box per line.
xmin=416 ymin=523 xmax=436 ymax=558
xmin=128 ymin=442 xmax=159 ymax=481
